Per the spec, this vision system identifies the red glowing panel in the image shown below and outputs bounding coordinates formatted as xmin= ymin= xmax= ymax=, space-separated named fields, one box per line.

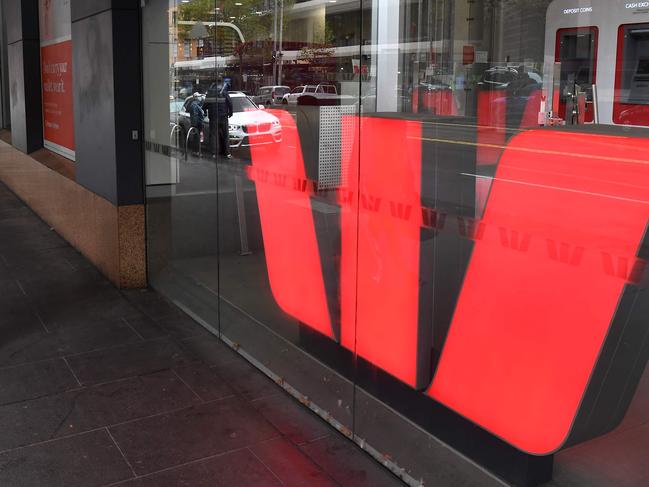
xmin=340 ymin=117 xmax=424 ymax=388
xmin=423 ymin=90 xmax=458 ymax=116
xmin=428 ymin=130 xmax=649 ymax=454
xmin=477 ymin=90 xmax=507 ymax=166
xmin=520 ymin=89 xmax=542 ymax=129
xmin=247 ymin=110 xmax=335 ymax=339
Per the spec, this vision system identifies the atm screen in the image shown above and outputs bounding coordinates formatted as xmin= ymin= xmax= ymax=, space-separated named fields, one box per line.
xmin=635 ymin=59 xmax=649 ymax=78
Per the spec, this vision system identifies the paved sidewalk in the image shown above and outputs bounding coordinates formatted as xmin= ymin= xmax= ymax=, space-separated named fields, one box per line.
xmin=0 ymin=181 xmax=404 ymax=487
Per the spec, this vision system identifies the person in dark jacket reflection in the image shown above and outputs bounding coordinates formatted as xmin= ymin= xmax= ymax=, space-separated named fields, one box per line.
xmin=188 ymin=93 xmax=205 ymax=157
xmin=205 ymin=78 xmax=233 ymax=159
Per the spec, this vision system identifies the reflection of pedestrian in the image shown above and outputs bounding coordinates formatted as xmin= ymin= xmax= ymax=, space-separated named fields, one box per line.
xmin=206 ymin=78 xmax=233 ymax=159
xmin=188 ymin=93 xmax=204 ymax=156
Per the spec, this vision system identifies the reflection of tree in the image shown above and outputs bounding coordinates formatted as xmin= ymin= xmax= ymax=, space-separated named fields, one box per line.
xmin=177 ymin=0 xmax=294 ymax=45
xmin=177 ymin=0 xmax=295 ymax=78
xmin=233 ymin=39 xmax=273 ymax=75
xmin=297 ymin=21 xmax=335 ymax=70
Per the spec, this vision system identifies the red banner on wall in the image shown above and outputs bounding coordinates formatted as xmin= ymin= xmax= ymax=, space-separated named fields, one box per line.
xmin=39 ymin=0 xmax=75 ymax=160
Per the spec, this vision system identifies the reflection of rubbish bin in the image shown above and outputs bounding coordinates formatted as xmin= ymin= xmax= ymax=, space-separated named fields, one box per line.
xmin=296 ymin=96 xmax=357 ymax=191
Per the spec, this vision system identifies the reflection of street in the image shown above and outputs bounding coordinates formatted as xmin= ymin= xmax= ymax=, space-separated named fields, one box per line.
xmin=174 ymin=154 xmax=245 ymax=195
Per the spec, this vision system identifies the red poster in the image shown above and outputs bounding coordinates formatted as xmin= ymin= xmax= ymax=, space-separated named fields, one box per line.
xmin=39 ymin=0 xmax=75 ymax=160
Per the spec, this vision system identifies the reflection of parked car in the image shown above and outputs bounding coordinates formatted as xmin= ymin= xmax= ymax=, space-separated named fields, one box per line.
xmin=178 ymin=93 xmax=281 ymax=152
xmin=282 ymin=84 xmax=337 ymax=104
xmin=478 ymin=66 xmax=542 ymax=91
xmin=419 ymin=79 xmax=451 ymax=91
xmin=254 ymin=86 xmax=290 ymax=106
xmin=282 ymin=85 xmax=317 ymax=104
xmin=228 ymin=93 xmax=282 ymax=149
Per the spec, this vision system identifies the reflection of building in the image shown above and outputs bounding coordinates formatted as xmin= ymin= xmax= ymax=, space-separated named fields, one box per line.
xmin=172 ymin=0 xmax=555 ymax=116
xmin=491 ymin=0 xmax=554 ymax=65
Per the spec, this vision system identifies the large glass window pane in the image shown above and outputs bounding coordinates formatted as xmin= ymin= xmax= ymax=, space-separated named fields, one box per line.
xmin=143 ymin=0 xmax=219 ymax=330
xmin=351 ymin=1 xmax=649 ymax=485
xmin=214 ymin=0 xmax=361 ymax=432
xmin=142 ymin=0 xmax=649 ymax=485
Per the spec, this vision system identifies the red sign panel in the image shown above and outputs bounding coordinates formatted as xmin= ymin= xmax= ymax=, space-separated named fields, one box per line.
xmin=41 ymin=40 xmax=75 ymax=156
xmin=247 ymin=110 xmax=649 ymax=455
xmin=39 ymin=0 xmax=75 ymax=160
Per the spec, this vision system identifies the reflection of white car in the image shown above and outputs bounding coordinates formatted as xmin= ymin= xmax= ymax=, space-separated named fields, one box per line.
xmin=282 ymin=85 xmax=317 ymax=104
xmin=282 ymin=84 xmax=340 ymax=105
xmin=228 ymin=93 xmax=282 ymax=148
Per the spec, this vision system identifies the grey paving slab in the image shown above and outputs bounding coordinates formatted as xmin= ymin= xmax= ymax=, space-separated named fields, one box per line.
xmin=213 ymin=351 xmax=284 ymax=401
xmin=173 ymin=364 xmax=235 ymax=402
xmin=0 ymin=295 xmax=43 ymax=328
xmin=66 ymin=338 xmax=198 ymax=386
xmin=0 ymin=358 xmax=79 ymax=405
xmin=122 ymin=288 xmax=193 ymax=320
xmin=251 ymin=437 xmax=339 ymax=487
xmin=179 ymin=335 xmax=242 ymax=367
xmin=251 ymin=392 xmax=334 ymax=445
xmin=120 ymin=313 xmax=170 ymax=340
xmin=300 ymin=434 xmax=405 ymax=487
xmin=4 ymin=253 xmax=103 ymax=285
xmin=0 ymin=317 xmax=143 ymax=367
xmin=117 ymin=448 xmax=283 ymax=487
xmin=33 ymin=291 xmax=142 ymax=329
xmin=0 ymin=429 xmax=134 ymax=487
xmin=156 ymin=312 xmax=214 ymax=338
xmin=0 ymin=205 xmax=32 ymax=218
xmin=109 ymin=397 xmax=279 ymax=475
xmin=0 ymin=215 xmax=48 ymax=235
xmin=0 ymin=227 xmax=68 ymax=253
xmin=0 ymin=370 xmax=199 ymax=451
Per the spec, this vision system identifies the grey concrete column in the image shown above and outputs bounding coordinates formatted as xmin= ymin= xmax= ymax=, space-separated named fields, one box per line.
xmin=2 ymin=0 xmax=43 ymax=153
xmin=72 ymin=0 xmax=144 ymax=206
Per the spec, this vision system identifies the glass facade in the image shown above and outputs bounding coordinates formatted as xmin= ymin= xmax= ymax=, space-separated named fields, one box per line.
xmin=142 ymin=0 xmax=649 ymax=484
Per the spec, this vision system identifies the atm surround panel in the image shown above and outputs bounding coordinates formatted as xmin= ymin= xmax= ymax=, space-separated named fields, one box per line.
xmin=544 ymin=0 xmax=649 ymax=126
xmin=555 ymin=26 xmax=598 ymax=122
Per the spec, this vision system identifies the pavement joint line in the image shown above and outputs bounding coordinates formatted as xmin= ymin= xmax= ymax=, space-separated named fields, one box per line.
xmin=120 ymin=316 xmax=146 ymax=341
xmin=104 ymin=395 xmax=235 ymax=431
xmin=302 ymin=433 xmax=331 ymax=445
xmin=0 ymin=428 xmax=106 ymax=456
xmin=34 ymin=311 xmax=50 ymax=333
xmin=0 ymin=397 xmax=232 ymax=456
xmin=99 ymin=445 xmax=254 ymax=487
xmin=60 ymin=334 xmax=171 ymax=359
xmin=249 ymin=391 xmax=283 ymax=403
xmin=105 ymin=427 xmax=138 ymax=478
xmin=14 ymin=279 xmax=27 ymax=296
xmin=62 ymin=356 xmax=83 ymax=387
xmin=170 ymin=368 xmax=204 ymax=403
xmin=247 ymin=446 xmax=288 ymax=487
xmin=0 ymin=335 xmax=171 ymax=372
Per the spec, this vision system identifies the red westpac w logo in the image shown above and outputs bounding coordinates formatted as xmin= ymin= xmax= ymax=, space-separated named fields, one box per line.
xmin=246 ymin=109 xmax=649 ymax=455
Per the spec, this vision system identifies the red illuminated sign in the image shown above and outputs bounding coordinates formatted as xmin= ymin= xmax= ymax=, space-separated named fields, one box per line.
xmin=247 ymin=110 xmax=649 ymax=455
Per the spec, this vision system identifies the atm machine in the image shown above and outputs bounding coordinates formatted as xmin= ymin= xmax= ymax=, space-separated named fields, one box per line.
xmin=543 ymin=0 xmax=649 ymax=126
